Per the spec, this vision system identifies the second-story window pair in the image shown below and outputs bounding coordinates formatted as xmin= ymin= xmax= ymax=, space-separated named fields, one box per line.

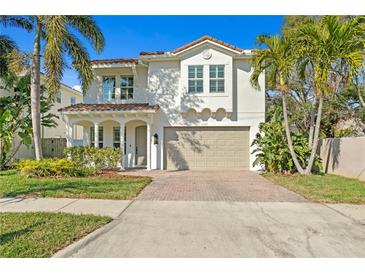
xmin=102 ymin=76 xmax=134 ymax=101
xmin=188 ymin=65 xmax=225 ymax=94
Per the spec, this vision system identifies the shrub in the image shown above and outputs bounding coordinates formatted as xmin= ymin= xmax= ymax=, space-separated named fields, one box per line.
xmin=252 ymin=107 xmax=321 ymax=174
xmin=15 ymin=158 xmax=96 ymax=177
xmin=64 ymin=146 xmax=121 ymax=170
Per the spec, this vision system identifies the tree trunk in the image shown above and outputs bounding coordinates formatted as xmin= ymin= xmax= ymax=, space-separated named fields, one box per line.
xmin=30 ymin=17 xmax=42 ymax=160
xmin=282 ymin=94 xmax=305 ymax=174
xmin=357 ymin=86 xmax=365 ymax=108
xmin=308 ymin=96 xmax=317 ymax=148
xmin=304 ymin=96 xmax=324 ymax=175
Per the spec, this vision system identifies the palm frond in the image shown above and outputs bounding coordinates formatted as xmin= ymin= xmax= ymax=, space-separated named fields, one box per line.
xmin=0 ymin=16 xmax=33 ymax=31
xmin=67 ymin=16 xmax=105 ymax=53
xmin=63 ymin=32 xmax=93 ymax=94
xmin=43 ymin=16 xmax=67 ymax=97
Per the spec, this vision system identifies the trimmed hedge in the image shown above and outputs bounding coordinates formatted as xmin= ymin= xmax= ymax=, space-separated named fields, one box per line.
xmin=64 ymin=147 xmax=120 ymax=170
xmin=15 ymin=158 xmax=96 ymax=177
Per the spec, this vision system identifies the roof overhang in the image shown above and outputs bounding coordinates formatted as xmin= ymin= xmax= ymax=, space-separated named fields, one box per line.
xmin=173 ymin=40 xmax=243 ymax=56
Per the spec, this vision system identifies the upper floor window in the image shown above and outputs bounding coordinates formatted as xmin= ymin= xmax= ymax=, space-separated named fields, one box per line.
xmin=120 ymin=76 xmax=134 ymax=100
xmin=70 ymin=96 xmax=76 ymax=105
xmin=209 ymin=65 xmax=225 ymax=93
xmin=56 ymin=91 xmax=62 ymax=103
xmin=102 ymin=76 xmax=116 ymax=101
xmin=188 ymin=65 xmax=203 ymax=93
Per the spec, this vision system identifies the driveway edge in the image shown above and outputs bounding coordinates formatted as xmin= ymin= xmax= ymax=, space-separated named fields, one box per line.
xmin=53 ymin=199 xmax=136 ymax=258
xmin=53 ymin=218 xmax=121 ymax=258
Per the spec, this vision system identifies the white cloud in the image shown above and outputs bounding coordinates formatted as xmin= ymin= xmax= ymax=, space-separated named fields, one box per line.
xmin=72 ymin=85 xmax=81 ymax=92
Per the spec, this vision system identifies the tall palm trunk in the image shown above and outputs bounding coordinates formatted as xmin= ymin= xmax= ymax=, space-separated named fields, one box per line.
xmin=304 ymin=96 xmax=324 ymax=175
xmin=282 ymin=94 xmax=305 ymax=174
xmin=308 ymin=96 xmax=317 ymax=147
xmin=30 ymin=18 xmax=42 ymax=160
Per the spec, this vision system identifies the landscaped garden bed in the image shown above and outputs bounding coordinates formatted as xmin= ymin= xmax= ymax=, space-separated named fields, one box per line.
xmin=265 ymin=173 xmax=365 ymax=204
xmin=0 ymin=212 xmax=111 ymax=258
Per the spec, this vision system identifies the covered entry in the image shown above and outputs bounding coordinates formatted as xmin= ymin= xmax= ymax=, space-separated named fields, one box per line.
xmin=164 ymin=126 xmax=250 ymax=170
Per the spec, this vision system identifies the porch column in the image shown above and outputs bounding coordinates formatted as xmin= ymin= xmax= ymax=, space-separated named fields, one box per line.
xmin=94 ymin=122 xmax=99 ymax=148
xmin=119 ymin=121 xmax=125 ymax=169
xmin=146 ymin=121 xmax=151 ymax=170
xmin=66 ymin=122 xmax=73 ymax=147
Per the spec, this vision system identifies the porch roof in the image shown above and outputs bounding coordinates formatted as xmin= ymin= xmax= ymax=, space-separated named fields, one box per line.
xmin=58 ymin=103 xmax=160 ymax=113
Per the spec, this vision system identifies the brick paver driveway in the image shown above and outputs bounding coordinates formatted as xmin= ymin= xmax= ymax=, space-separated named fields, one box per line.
xmin=124 ymin=170 xmax=307 ymax=202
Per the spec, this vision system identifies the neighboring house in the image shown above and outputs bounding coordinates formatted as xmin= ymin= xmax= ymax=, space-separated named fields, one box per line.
xmin=59 ymin=35 xmax=265 ymax=170
xmin=0 ymin=75 xmax=83 ymax=159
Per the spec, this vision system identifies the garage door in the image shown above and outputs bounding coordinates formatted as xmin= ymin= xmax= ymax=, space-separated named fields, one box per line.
xmin=164 ymin=127 xmax=250 ymax=170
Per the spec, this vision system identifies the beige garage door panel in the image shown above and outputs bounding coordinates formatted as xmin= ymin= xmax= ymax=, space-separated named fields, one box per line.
xmin=164 ymin=127 xmax=249 ymax=170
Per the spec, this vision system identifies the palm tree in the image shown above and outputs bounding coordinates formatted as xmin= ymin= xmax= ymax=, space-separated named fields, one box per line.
xmin=295 ymin=16 xmax=365 ymax=175
xmin=251 ymin=34 xmax=306 ymax=174
xmin=251 ymin=16 xmax=365 ymax=175
xmin=29 ymin=16 xmax=105 ymax=160
xmin=0 ymin=16 xmax=32 ymax=82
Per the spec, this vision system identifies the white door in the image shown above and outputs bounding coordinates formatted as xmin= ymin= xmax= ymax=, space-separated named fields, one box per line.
xmin=135 ymin=125 xmax=147 ymax=166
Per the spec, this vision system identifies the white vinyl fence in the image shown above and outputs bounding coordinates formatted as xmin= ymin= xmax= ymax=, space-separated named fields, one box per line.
xmin=318 ymin=137 xmax=365 ymax=181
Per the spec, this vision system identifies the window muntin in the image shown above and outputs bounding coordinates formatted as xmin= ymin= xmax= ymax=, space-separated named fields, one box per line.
xmin=90 ymin=126 xmax=103 ymax=148
xmin=209 ymin=65 xmax=225 ymax=93
xmin=188 ymin=66 xmax=203 ymax=93
xmin=70 ymin=96 xmax=76 ymax=105
xmin=56 ymin=91 xmax=62 ymax=103
xmin=120 ymin=76 xmax=134 ymax=100
xmin=102 ymin=76 xmax=116 ymax=101
xmin=113 ymin=127 xmax=120 ymax=148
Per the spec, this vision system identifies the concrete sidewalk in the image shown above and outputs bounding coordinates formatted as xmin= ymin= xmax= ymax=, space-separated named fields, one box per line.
xmin=0 ymin=197 xmax=131 ymax=218
xmin=54 ymin=201 xmax=365 ymax=258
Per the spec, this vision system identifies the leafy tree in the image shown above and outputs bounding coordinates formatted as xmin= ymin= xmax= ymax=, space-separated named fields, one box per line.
xmin=1 ymin=16 xmax=105 ymax=160
xmin=294 ymin=16 xmax=365 ymax=174
xmin=27 ymin=16 xmax=105 ymax=160
xmin=252 ymin=16 xmax=365 ymax=175
xmin=0 ymin=75 xmax=57 ymax=169
xmin=252 ymin=106 xmax=321 ymax=173
xmin=251 ymin=34 xmax=307 ymax=174
xmin=0 ymin=16 xmax=32 ymax=83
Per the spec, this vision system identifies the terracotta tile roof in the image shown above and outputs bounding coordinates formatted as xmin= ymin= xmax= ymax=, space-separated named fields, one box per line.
xmin=91 ymin=36 xmax=248 ymax=64
xmin=90 ymin=58 xmax=139 ymax=65
xmin=59 ymin=103 xmax=160 ymax=112
xmin=140 ymin=51 xmax=166 ymax=56
xmin=173 ymin=35 xmax=244 ymax=54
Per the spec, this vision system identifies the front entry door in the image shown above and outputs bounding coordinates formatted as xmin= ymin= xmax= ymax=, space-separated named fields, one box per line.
xmin=135 ymin=125 xmax=147 ymax=166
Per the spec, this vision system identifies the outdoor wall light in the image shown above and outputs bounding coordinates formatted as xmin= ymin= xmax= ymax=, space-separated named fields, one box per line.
xmin=153 ymin=133 xmax=159 ymax=145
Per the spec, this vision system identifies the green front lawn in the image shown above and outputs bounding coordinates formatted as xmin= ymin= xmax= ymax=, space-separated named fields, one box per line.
xmin=0 ymin=212 xmax=111 ymax=258
xmin=0 ymin=170 xmax=151 ymax=200
xmin=265 ymin=173 xmax=365 ymax=204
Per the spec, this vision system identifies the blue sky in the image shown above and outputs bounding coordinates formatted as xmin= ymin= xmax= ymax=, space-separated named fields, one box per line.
xmin=0 ymin=15 xmax=284 ymax=88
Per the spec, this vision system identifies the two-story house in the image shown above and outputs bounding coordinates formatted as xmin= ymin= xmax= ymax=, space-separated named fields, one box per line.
xmin=59 ymin=36 xmax=265 ymax=170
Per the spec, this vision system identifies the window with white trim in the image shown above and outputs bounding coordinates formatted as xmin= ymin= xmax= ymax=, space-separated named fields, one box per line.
xmin=90 ymin=126 xmax=103 ymax=148
xmin=56 ymin=91 xmax=62 ymax=103
xmin=209 ymin=65 xmax=225 ymax=93
xmin=102 ymin=76 xmax=116 ymax=101
xmin=70 ymin=96 xmax=76 ymax=105
xmin=188 ymin=65 xmax=203 ymax=93
xmin=120 ymin=76 xmax=134 ymax=100
xmin=113 ymin=127 xmax=120 ymax=148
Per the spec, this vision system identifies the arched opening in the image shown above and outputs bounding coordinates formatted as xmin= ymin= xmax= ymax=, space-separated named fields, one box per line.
xmin=124 ymin=119 xmax=148 ymax=169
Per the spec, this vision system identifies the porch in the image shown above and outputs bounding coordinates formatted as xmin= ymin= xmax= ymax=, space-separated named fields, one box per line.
xmin=59 ymin=103 xmax=160 ymax=170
